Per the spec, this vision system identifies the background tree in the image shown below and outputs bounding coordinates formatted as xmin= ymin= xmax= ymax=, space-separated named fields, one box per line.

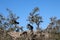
xmin=46 ymin=17 xmax=57 ymax=32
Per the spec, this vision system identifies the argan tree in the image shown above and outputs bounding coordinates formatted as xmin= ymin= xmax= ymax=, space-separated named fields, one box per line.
xmin=6 ymin=8 xmax=20 ymax=32
xmin=28 ymin=7 xmax=43 ymax=30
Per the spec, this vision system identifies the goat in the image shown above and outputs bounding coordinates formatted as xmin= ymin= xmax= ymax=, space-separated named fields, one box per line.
xmin=27 ymin=24 xmax=33 ymax=31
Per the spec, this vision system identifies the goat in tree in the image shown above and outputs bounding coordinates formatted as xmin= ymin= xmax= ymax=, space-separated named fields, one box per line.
xmin=10 ymin=19 xmax=19 ymax=24
xmin=27 ymin=24 xmax=33 ymax=31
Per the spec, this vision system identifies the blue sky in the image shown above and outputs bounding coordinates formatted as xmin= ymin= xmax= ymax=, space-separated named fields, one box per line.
xmin=0 ymin=0 xmax=60 ymax=30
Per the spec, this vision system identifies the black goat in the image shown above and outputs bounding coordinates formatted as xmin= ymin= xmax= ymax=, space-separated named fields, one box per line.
xmin=10 ymin=20 xmax=19 ymax=24
xmin=27 ymin=24 xmax=33 ymax=31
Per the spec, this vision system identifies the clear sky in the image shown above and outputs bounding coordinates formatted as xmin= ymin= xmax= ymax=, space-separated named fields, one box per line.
xmin=0 ymin=0 xmax=60 ymax=30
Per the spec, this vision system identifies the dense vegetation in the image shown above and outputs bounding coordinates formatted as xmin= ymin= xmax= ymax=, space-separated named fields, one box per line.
xmin=0 ymin=7 xmax=60 ymax=40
